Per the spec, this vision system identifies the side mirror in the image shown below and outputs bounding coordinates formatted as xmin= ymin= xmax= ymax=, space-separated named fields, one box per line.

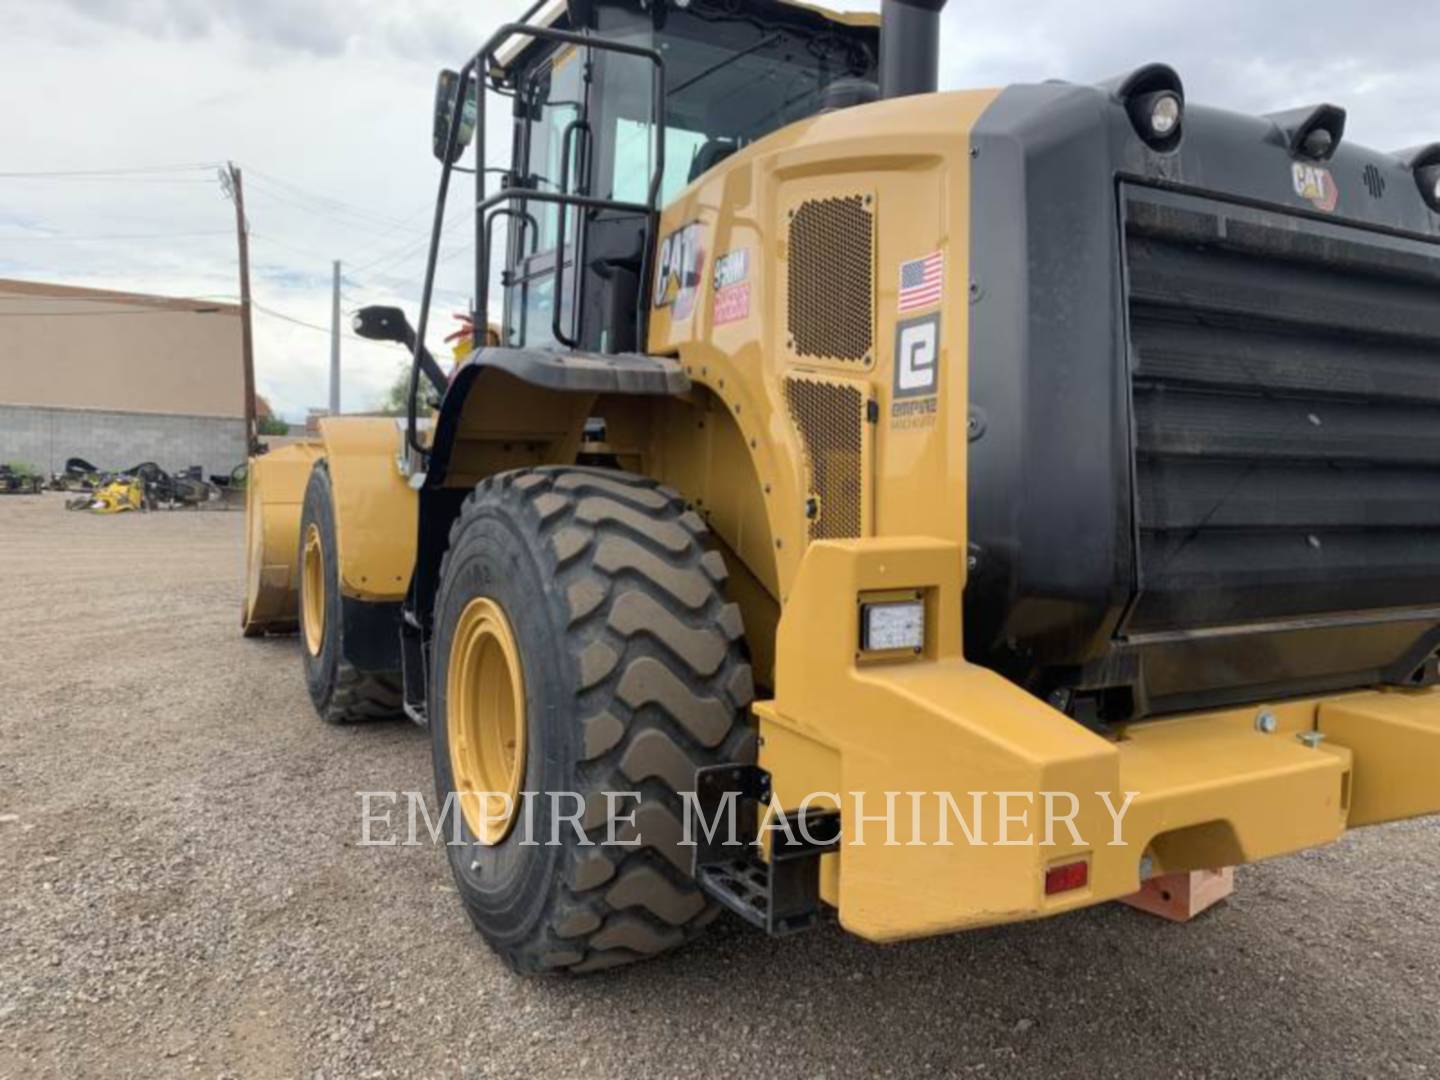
xmin=352 ymin=305 xmax=414 ymax=345
xmin=432 ymin=69 xmax=477 ymax=165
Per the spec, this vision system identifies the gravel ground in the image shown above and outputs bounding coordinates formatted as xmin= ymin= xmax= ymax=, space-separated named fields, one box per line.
xmin=2 ymin=492 xmax=1439 ymax=1079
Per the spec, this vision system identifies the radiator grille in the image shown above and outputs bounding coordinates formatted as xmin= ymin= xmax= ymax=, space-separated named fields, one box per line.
xmin=787 ymin=195 xmax=873 ymax=362
xmin=784 ymin=376 xmax=869 ymax=541
xmin=1123 ymin=186 xmax=1440 ymax=634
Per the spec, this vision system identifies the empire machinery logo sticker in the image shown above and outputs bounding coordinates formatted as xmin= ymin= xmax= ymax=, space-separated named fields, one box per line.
xmin=1293 ymin=162 xmax=1339 ymax=212
xmin=892 ymin=250 xmax=945 ymax=431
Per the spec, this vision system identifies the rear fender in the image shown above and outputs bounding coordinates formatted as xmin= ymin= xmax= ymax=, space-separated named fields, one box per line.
xmin=316 ymin=417 xmax=418 ymax=602
xmin=411 ymin=347 xmax=690 ymax=633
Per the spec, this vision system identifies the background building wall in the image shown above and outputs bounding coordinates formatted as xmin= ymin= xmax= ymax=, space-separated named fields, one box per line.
xmin=0 ymin=404 xmax=247 ymax=478
xmin=0 ymin=279 xmax=247 ymax=476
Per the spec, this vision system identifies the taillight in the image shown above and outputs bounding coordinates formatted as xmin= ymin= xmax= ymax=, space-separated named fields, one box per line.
xmin=1044 ymin=860 xmax=1089 ymax=896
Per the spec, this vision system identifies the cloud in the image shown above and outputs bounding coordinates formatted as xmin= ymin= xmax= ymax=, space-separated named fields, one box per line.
xmin=57 ymin=0 xmax=355 ymax=56
xmin=7 ymin=0 xmax=1440 ymax=422
xmin=933 ymin=0 xmax=1440 ymax=151
xmin=52 ymin=0 xmax=502 ymax=60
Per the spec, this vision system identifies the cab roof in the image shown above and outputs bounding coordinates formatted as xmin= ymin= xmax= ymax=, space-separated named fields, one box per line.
xmin=494 ymin=0 xmax=879 ymax=71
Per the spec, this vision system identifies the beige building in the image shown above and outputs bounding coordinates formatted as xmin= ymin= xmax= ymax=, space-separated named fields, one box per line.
xmin=0 ymin=279 xmax=248 ymax=477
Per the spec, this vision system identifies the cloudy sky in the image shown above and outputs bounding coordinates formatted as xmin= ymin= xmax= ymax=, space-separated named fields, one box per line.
xmin=3 ymin=0 xmax=1438 ymax=421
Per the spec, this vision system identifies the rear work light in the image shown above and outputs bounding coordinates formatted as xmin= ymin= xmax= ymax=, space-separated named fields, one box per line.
xmin=1394 ymin=144 xmax=1440 ymax=214
xmin=1138 ymin=91 xmax=1182 ymax=139
xmin=1045 ymin=860 xmax=1090 ymax=896
xmin=1419 ymin=163 xmax=1440 ymax=211
xmin=860 ymin=599 xmax=925 ymax=653
xmin=1105 ymin=63 xmax=1185 ymax=153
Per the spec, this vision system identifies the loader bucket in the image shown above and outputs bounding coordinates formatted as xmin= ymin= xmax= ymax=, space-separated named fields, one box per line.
xmin=242 ymin=442 xmax=323 ymax=637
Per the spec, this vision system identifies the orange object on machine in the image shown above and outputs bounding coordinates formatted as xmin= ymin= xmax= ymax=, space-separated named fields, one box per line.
xmin=444 ymin=313 xmax=500 ymax=369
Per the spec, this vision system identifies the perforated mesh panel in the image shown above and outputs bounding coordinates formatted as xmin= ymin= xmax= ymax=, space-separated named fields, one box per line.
xmin=787 ymin=196 xmax=873 ymax=362
xmin=785 ymin=377 xmax=867 ymax=541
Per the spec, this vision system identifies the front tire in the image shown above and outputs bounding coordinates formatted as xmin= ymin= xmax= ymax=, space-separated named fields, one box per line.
xmin=298 ymin=462 xmax=403 ymax=724
xmin=430 ymin=467 xmax=756 ymax=974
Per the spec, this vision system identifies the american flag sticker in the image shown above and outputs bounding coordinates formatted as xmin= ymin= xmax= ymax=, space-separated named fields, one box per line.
xmin=898 ymin=251 xmax=945 ymax=314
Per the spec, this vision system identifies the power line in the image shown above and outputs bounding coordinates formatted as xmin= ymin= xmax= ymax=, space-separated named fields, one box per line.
xmin=437 ymin=242 xmax=477 ymax=265
xmin=245 ymin=167 xmax=403 ymax=219
xmin=332 ymin=185 xmax=477 ymax=278
xmin=0 ymin=307 xmax=233 ymax=317
xmin=0 ymin=176 xmax=218 ymax=185
xmin=249 ymin=233 xmax=471 ymax=305
xmin=243 ymin=168 xmax=414 ymax=231
xmin=248 ymin=232 xmax=470 ymax=302
xmin=342 ymin=269 xmax=472 ymax=302
xmin=251 ymin=300 xmax=399 ymax=351
xmin=244 ymin=181 xmax=400 ymax=232
xmin=344 ymin=291 xmax=474 ymax=314
xmin=346 ymin=215 xmax=472 ymax=280
xmin=341 ymin=231 xmax=437 ymax=276
xmin=3 ymin=158 xmax=469 ymax=348
xmin=250 ymin=205 xmax=464 ymax=296
xmin=0 ymin=163 xmax=220 ymax=178
xmin=248 ymin=231 xmax=337 ymax=262
xmin=340 ymin=201 xmax=438 ymax=258
xmin=0 ymin=230 xmax=232 ymax=242
xmin=0 ymin=290 xmax=240 ymax=302
xmin=221 ymin=163 xmax=476 ymax=298
xmin=252 ymin=301 xmax=332 ymax=333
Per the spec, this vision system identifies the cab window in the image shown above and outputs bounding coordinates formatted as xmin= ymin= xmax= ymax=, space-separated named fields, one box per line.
xmin=504 ymin=47 xmax=587 ymax=348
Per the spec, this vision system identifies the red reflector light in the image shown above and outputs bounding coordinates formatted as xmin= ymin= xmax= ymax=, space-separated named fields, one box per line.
xmin=1045 ymin=860 xmax=1089 ymax=896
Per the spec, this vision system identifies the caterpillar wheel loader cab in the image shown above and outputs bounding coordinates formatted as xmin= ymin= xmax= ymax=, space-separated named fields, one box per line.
xmin=244 ymin=0 xmax=1440 ymax=973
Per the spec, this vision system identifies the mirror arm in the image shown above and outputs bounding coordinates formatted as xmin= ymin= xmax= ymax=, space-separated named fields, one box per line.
xmin=411 ymin=56 xmax=478 ymax=460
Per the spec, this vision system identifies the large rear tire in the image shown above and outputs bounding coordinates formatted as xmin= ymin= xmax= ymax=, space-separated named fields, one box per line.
xmin=430 ymin=467 xmax=756 ymax=974
xmin=298 ymin=462 xmax=403 ymax=724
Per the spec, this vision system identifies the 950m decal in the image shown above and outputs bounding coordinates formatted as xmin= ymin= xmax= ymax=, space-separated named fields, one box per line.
xmin=712 ymin=248 xmax=750 ymax=326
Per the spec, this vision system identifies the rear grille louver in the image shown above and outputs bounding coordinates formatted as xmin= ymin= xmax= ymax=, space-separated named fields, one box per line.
xmin=786 ymin=195 xmax=874 ymax=363
xmin=784 ymin=375 xmax=871 ymax=542
xmin=1122 ymin=187 xmax=1440 ymax=635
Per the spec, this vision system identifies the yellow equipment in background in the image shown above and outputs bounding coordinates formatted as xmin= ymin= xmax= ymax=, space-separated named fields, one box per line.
xmin=241 ymin=0 xmax=1440 ymax=974
xmin=72 ymin=476 xmax=145 ymax=514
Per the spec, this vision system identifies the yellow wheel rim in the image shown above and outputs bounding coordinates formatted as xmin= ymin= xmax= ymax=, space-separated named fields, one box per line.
xmin=301 ymin=523 xmax=326 ymax=657
xmin=447 ymin=597 xmax=527 ymax=845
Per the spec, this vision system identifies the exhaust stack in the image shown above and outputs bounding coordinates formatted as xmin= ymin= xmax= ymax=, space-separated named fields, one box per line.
xmin=881 ymin=0 xmax=948 ymax=100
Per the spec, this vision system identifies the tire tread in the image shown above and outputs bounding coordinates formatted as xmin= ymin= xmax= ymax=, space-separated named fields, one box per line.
xmin=439 ymin=466 xmax=754 ymax=974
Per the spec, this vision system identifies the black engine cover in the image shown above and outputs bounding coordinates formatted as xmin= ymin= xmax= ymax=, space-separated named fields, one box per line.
xmin=965 ymin=83 xmax=1440 ymax=719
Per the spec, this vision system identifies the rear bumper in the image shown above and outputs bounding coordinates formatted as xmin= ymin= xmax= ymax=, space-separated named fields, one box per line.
xmin=758 ymin=538 xmax=1440 ymax=942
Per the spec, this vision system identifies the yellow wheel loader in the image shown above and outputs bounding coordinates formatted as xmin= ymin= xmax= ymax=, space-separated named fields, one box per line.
xmin=244 ymin=0 xmax=1440 ymax=973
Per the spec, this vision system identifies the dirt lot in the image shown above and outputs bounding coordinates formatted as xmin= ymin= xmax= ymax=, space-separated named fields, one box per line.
xmin=2 ymin=493 xmax=1438 ymax=1078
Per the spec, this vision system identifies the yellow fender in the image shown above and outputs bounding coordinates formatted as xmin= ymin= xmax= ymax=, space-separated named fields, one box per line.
xmin=242 ymin=441 xmax=323 ymax=636
xmin=241 ymin=419 xmax=418 ymax=637
xmin=316 ymin=417 xmax=417 ymax=602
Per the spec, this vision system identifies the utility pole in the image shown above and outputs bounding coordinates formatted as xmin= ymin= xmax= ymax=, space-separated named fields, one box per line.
xmin=329 ymin=260 xmax=341 ymax=416
xmin=220 ymin=162 xmax=258 ymax=453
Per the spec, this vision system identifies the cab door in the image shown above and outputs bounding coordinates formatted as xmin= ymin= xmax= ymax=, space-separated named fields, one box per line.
xmin=503 ymin=45 xmax=591 ymax=349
